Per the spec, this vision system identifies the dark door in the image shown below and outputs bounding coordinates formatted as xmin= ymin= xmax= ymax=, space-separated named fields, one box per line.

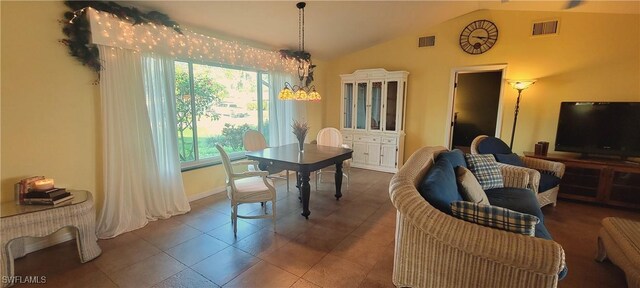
xmin=451 ymin=71 xmax=502 ymax=151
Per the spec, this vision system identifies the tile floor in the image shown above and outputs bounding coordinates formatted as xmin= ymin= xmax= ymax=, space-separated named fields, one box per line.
xmin=11 ymin=168 xmax=640 ymax=287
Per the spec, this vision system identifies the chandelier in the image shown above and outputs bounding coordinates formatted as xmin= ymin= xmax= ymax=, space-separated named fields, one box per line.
xmin=278 ymin=2 xmax=321 ymax=101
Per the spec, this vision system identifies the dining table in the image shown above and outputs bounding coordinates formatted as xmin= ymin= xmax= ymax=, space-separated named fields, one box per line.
xmin=245 ymin=143 xmax=353 ymax=219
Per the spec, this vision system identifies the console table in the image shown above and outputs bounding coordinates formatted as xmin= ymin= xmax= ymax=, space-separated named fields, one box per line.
xmin=525 ymin=153 xmax=640 ymax=209
xmin=0 ymin=190 xmax=101 ymax=287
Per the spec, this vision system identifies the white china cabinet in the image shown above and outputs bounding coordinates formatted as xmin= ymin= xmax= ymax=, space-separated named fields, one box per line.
xmin=340 ymin=69 xmax=408 ymax=173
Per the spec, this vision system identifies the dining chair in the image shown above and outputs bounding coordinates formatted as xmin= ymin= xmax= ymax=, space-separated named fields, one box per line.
xmin=243 ymin=130 xmax=290 ymax=192
xmin=315 ymin=127 xmax=351 ymax=190
xmin=215 ymin=144 xmax=276 ymax=235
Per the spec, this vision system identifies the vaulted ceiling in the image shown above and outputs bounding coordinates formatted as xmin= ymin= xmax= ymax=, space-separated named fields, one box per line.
xmin=120 ymin=1 xmax=640 ymax=60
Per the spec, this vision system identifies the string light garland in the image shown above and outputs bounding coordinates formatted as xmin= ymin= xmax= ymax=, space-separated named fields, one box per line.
xmin=60 ymin=0 xmax=183 ymax=77
xmin=60 ymin=1 xmax=298 ymax=83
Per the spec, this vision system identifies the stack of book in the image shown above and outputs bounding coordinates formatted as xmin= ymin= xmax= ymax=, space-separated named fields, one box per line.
xmin=23 ymin=188 xmax=74 ymax=205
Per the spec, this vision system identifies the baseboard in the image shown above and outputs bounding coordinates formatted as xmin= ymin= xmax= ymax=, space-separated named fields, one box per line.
xmin=187 ymin=186 xmax=226 ymax=202
xmin=350 ymin=163 xmax=397 ymax=173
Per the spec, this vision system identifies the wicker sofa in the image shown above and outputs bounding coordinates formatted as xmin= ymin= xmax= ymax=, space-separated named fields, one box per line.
xmin=389 ymin=146 xmax=566 ymax=288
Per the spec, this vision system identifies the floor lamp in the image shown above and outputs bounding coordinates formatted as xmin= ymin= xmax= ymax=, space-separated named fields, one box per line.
xmin=507 ymin=80 xmax=537 ymax=149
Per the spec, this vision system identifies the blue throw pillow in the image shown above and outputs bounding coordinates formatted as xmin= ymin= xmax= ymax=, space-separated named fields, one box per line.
xmin=484 ymin=187 xmax=547 ymax=235
xmin=485 ymin=187 xmax=544 ymax=220
xmin=539 ymin=173 xmax=561 ymax=192
xmin=477 ymin=137 xmax=512 ymax=154
xmin=494 ymin=153 xmax=525 ymax=167
xmin=437 ymin=149 xmax=467 ymax=169
xmin=418 ymin=158 xmax=462 ymax=215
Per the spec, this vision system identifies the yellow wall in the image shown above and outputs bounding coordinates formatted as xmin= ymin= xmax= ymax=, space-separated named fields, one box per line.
xmin=325 ymin=10 xmax=640 ymax=158
xmin=0 ymin=1 xmax=326 ymax=206
xmin=1 ymin=1 xmax=102 ymax=204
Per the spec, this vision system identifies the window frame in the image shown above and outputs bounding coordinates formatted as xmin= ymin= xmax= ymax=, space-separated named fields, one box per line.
xmin=176 ymin=59 xmax=269 ymax=171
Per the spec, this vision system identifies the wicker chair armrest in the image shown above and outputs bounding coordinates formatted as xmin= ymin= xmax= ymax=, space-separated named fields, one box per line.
xmin=521 ymin=157 xmax=566 ymax=178
xmin=496 ymin=163 xmax=532 ymax=190
xmin=389 ymin=179 xmax=566 ymax=278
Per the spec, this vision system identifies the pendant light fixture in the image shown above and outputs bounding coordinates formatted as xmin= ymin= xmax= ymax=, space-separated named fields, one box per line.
xmin=278 ymin=2 xmax=321 ymax=101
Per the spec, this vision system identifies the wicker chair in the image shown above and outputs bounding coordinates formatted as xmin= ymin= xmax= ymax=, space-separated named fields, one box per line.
xmin=470 ymin=135 xmax=565 ymax=207
xmin=389 ymin=146 xmax=566 ymax=288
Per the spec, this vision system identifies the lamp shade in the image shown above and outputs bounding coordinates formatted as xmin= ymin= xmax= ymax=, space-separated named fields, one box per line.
xmin=294 ymin=89 xmax=308 ymax=101
xmin=507 ymin=80 xmax=537 ymax=91
xmin=308 ymin=89 xmax=321 ymax=101
xmin=278 ymin=87 xmax=294 ymax=100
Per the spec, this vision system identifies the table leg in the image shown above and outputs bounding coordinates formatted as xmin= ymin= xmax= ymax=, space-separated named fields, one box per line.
xmin=296 ymin=172 xmax=302 ymax=201
xmin=1 ymin=239 xmax=14 ymax=287
xmin=74 ymin=213 xmax=102 ymax=263
xmin=300 ymin=171 xmax=311 ymax=219
xmin=335 ymin=162 xmax=343 ymax=200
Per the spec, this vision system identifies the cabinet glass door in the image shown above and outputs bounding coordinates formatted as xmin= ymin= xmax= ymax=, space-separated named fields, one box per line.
xmin=343 ymin=83 xmax=354 ymax=129
xmin=356 ymin=82 xmax=368 ymax=130
xmin=370 ymin=81 xmax=383 ymax=131
xmin=385 ymin=81 xmax=398 ymax=131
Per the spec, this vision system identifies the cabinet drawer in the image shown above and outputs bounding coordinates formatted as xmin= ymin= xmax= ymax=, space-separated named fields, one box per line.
xmin=381 ymin=137 xmax=396 ymax=145
xmin=342 ymin=134 xmax=353 ymax=141
xmin=354 ymin=135 xmax=380 ymax=143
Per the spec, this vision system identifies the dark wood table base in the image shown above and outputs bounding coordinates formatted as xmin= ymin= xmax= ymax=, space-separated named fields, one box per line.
xmin=296 ymin=162 xmax=344 ymax=219
xmin=247 ymin=144 xmax=353 ymax=219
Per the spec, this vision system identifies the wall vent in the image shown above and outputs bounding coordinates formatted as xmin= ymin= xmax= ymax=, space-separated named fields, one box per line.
xmin=418 ymin=36 xmax=436 ymax=47
xmin=532 ymin=20 xmax=559 ymax=36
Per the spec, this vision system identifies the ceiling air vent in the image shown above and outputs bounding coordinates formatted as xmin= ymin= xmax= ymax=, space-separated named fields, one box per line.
xmin=532 ymin=20 xmax=559 ymax=36
xmin=418 ymin=36 xmax=436 ymax=47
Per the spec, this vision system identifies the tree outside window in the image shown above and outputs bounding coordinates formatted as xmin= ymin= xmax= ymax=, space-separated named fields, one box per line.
xmin=175 ymin=61 xmax=269 ymax=166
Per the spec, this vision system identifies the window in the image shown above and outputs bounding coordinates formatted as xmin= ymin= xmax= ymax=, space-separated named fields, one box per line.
xmin=175 ymin=61 xmax=270 ymax=168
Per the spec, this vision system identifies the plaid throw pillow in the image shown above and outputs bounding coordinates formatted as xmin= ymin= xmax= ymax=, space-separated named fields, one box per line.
xmin=464 ymin=154 xmax=504 ymax=189
xmin=450 ymin=201 xmax=540 ymax=236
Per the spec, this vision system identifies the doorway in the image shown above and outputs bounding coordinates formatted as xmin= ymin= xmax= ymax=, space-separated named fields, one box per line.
xmin=446 ymin=65 xmax=506 ymax=151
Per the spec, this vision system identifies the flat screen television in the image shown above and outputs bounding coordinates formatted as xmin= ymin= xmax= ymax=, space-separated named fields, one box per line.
xmin=555 ymin=102 xmax=640 ymax=159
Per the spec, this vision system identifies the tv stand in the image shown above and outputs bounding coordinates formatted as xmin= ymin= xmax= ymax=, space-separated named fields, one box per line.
xmin=525 ymin=152 xmax=640 ymax=209
xmin=575 ymin=154 xmax=640 ymax=166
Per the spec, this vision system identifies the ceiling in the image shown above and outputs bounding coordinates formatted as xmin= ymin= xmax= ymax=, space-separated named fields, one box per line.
xmin=119 ymin=1 xmax=640 ymax=60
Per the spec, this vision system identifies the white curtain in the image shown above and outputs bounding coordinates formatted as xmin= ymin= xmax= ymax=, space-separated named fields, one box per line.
xmin=141 ymin=54 xmax=191 ymax=217
xmin=97 ymin=46 xmax=190 ymax=239
xmin=268 ymin=72 xmax=307 ymax=146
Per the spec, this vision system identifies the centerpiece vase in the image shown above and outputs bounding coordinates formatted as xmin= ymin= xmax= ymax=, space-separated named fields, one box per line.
xmin=291 ymin=119 xmax=309 ymax=153
xmin=297 ymin=137 xmax=305 ymax=152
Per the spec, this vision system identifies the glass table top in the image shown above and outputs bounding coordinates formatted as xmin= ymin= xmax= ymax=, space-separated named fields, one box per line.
xmin=1 ymin=190 xmax=88 ymax=218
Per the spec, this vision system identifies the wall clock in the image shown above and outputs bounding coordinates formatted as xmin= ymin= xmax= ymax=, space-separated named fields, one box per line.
xmin=459 ymin=20 xmax=498 ymax=55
